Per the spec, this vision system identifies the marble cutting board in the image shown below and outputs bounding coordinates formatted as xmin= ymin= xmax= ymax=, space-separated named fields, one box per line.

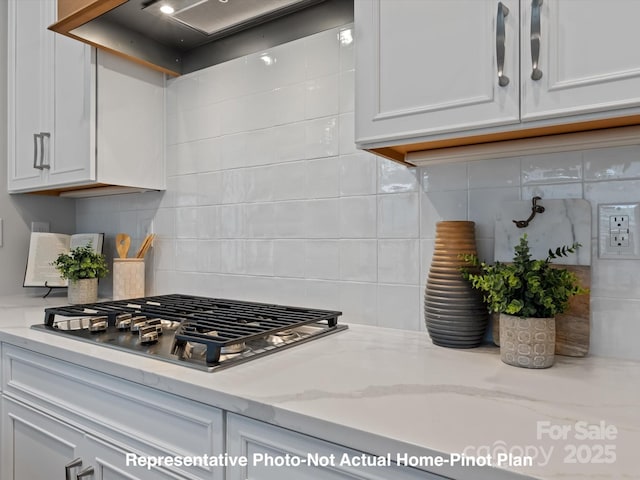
xmin=494 ymin=199 xmax=591 ymax=357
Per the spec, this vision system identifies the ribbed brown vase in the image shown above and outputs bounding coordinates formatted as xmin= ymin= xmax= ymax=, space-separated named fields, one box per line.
xmin=424 ymin=221 xmax=488 ymax=348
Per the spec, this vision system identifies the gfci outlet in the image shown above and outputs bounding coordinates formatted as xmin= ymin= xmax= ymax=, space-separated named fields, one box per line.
xmin=599 ymin=203 xmax=640 ymax=259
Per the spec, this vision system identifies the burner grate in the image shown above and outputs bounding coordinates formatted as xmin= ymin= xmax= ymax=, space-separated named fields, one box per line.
xmin=42 ymin=294 xmax=344 ymax=368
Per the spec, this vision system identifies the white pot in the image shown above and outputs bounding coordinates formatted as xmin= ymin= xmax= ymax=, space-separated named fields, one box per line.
xmin=68 ymin=278 xmax=98 ymax=305
xmin=499 ymin=313 xmax=555 ymax=368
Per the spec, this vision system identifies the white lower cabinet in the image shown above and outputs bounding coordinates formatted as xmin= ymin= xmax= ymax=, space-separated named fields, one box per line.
xmin=226 ymin=413 xmax=446 ymax=480
xmin=0 ymin=344 xmax=224 ymax=480
xmin=1 ymin=398 xmax=189 ymax=479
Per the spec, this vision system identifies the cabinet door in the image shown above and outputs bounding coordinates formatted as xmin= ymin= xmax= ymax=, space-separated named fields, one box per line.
xmin=7 ymin=0 xmax=50 ymax=191
xmin=48 ymin=35 xmax=95 ymax=186
xmin=226 ymin=414 xmax=445 ymax=480
xmin=355 ymin=0 xmax=519 ymax=147
xmin=1 ymin=397 xmax=85 ymax=480
xmin=84 ymin=435 xmax=188 ymax=480
xmin=521 ymin=0 xmax=640 ymax=121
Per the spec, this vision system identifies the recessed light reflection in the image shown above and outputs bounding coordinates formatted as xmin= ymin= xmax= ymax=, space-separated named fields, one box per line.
xmin=260 ymin=54 xmax=274 ymax=66
xmin=160 ymin=5 xmax=175 ymax=14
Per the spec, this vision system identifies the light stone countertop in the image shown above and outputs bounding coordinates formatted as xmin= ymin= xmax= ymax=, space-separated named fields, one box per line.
xmin=0 ymin=293 xmax=638 ymax=480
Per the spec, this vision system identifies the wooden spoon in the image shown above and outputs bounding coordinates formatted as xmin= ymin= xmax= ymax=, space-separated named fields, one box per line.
xmin=135 ymin=234 xmax=156 ymax=259
xmin=115 ymin=233 xmax=131 ymax=259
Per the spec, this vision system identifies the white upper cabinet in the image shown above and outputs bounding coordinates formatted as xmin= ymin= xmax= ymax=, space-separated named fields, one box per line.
xmin=355 ymin=0 xmax=519 ymax=146
xmin=521 ymin=0 xmax=640 ymax=120
xmin=356 ymin=0 xmax=640 ymax=163
xmin=7 ymin=0 xmax=165 ymax=195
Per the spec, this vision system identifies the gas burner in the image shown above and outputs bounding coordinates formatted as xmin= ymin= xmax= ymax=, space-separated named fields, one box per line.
xmin=37 ymin=294 xmax=346 ymax=372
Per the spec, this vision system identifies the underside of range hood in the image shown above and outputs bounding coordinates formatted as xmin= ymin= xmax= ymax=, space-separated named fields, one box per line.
xmin=50 ymin=0 xmax=354 ymax=76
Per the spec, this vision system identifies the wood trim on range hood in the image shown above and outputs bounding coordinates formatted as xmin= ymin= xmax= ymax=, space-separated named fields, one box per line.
xmin=50 ymin=0 xmax=181 ymax=77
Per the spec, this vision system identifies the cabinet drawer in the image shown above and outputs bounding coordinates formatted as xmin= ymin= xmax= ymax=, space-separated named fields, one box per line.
xmin=1 ymin=344 xmax=223 ymax=479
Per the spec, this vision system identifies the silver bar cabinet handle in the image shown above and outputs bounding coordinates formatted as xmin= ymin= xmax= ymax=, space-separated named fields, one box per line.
xmin=530 ymin=0 xmax=543 ymax=80
xmin=65 ymin=458 xmax=82 ymax=480
xmin=39 ymin=132 xmax=51 ymax=169
xmin=33 ymin=133 xmax=41 ymax=170
xmin=496 ymin=2 xmax=510 ymax=86
xmin=76 ymin=465 xmax=95 ymax=479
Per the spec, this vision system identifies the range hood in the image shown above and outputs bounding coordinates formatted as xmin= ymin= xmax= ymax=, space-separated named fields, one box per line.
xmin=49 ymin=0 xmax=354 ymax=76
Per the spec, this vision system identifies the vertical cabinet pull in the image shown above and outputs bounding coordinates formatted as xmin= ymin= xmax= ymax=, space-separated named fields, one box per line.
xmin=39 ymin=132 xmax=51 ymax=169
xmin=65 ymin=458 xmax=83 ymax=480
xmin=530 ymin=0 xmax=543 ymax=80
xmin=76 ymin=466 xmax=95 ymax=479
xmin=33 ymin=133 xmax=40 ymax=170
xmin=496 ymin=2 xmax=510 ymax=86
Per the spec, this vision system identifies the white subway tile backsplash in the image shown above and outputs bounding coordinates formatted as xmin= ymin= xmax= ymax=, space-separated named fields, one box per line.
xmin=274 ymin=83 xmax=307 ymax=126
xmin=339 ymin=26 xmax=355 ymax=72
xmin=378 ymin=193 xmax=420 ymax=238
xmin=175 ymin=240 xmax=199 ymax=271
xmin=338 ymin=112 xmax=356 ymax=155
xmin=244 ymin=240 xmax=274 ymax=276
xmin=339 ymin=196 xmax=377 ymax=238
xmin=271 ymin=161 xmax=308 ymax=201
xmin=340 ymin=152 xmax=377 ymax=196
xmin=197 ymin=206 xmax=220 ymax=239
xmin=421 ymin=163 xmax=468 ymax=192
xmin=378 ymin=159 xmax=419 ymax=193
xmin=305 ymin=157 xmax=341 ymax=199
xmin=378 ymin=239 xmax=420 ymax=284
xmin=275 ymin=123 xmax=308 ymax=163
xmin=521 ymin=183 xmax=583 ymax=200
xmin=590 ymin=298 xmax=640 ymax=360
xmin=245 ymin=203 xmax=276 ymax=238
xmin=304 ymin=199 xmax=340 ymax=238
xmin=339 ymin=239 xmax=377 ymax=281
xmin=175 ymin=207 xmax=199 ymax=238
xmin=197 ymin=172 xmax=223 ymax=206
xmin=273 ymin=201 xmax=305 ymax=238
xmin=468 ymin=186 xmax=520 ymax=239
xmin=583 ymin=145 xmax=640 ymax=181
xmin=338 ymin=281 xmax=378 ymax=326
xmin=197 ymin=240 xmax=221 ymax=273
xmin=220 ymin=169 xmax=247 ymax=204
xmin=77 ymin=24 xmax=640 ymax=360
xmin=306 ymin=117 xmax=339 ymax=159
xmin=376 ymin=284 xmax=421 ymax=330
xmin=305 ymin=29 xmax=340 ymax=79
xmin=220 ymin=240 xmax=245 ymax=274
xmin=468 ymin=157 xmax=520 ymax=188
xmin=521 ymin=151 xmax=583 ymax=184
xmin=305 ymin=75 xmax=340 ymax=119
xmin=219 ymin=204 xmax=245 ymax=238
xmin=171 ymin=175 xmax=199 ymax=207
xmin=305 ymin=240 xmax=340 ymax=280
xmin=339 ymin=69 xmax=355 ymax=113
xmin=419 ymin=190 xmax=468 ymax=239
xmin=273 ymin=240 xmax=306 ymax=278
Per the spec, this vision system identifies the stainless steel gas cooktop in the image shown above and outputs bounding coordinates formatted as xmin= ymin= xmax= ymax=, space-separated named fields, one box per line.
xmin=33 ymin=294 xmax=346 ymax=372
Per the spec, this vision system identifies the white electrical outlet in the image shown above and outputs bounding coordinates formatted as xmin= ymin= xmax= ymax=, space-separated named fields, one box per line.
xmin=599 ymin=203 xmax=640 ymax=259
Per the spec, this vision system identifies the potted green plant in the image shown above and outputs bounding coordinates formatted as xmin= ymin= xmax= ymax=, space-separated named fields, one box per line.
xmin=52 ymin=243 xmax=108 ymax=304
xmin=461 ymin=235 xmax=587 ymax=368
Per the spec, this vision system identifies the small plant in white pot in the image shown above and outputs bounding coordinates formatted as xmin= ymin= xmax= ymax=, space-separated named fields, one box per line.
xmin=462 ymin=235 xmax=587 ymax=368
xmin=52 ymin=243 xmax=108 ymax=304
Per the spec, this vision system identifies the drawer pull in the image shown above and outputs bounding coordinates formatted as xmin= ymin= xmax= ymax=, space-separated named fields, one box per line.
xmin=65 ymin=458 xmax=82 ymax=480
